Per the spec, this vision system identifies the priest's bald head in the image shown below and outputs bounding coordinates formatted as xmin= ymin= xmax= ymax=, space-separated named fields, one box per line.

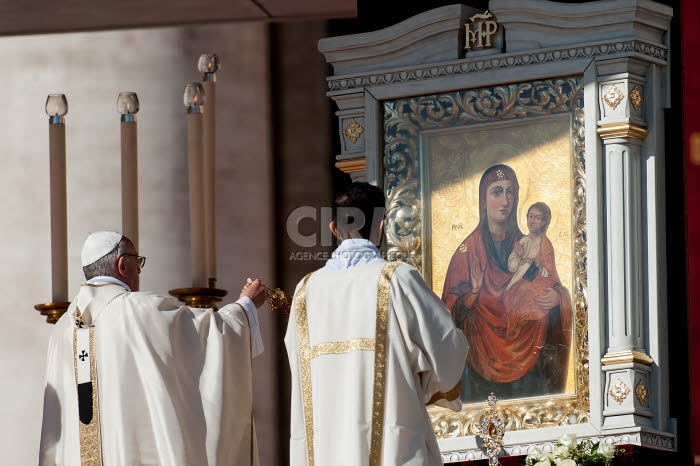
xmin=330 ymin=182 xmax=385 ymax=246
xmin=81 ymin=231 xmax=142 ymax=292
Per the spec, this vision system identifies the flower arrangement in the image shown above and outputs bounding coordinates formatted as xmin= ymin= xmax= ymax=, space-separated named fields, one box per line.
xmin=524 ymin=433 xmax=624 ymax=466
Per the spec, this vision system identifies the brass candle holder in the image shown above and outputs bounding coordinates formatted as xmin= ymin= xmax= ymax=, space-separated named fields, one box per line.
xmin=169 ymin=287 xmax=228 ymax=310
xmin=34 ymin=301 xmax=71 ymax=324
xmin=169 ymin=285 xmax=292 ymax=315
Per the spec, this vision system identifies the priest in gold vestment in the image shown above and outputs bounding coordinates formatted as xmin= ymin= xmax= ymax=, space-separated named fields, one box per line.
xmin=285 ymin=183 xmax=468 ymax=466
xmin=39 ymin=231 xmax=267 ymax=466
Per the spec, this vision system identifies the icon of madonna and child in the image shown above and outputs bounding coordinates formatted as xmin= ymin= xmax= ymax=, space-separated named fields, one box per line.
xmin=440 ymin=164 xmax=573 ymax=403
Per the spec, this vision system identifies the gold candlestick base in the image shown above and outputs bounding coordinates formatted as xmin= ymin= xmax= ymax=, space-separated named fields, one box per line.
xmin=34 ymin=301 xmax=71 ymax=324
xmin=169 ymin=287 xmax=228 ymax=310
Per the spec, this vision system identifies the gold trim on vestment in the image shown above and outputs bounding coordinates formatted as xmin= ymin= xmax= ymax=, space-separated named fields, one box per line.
xmin=369 ymin=261 xmax=401 ymax=466
xmin=309 ymin=338 xmax=375 ymax=359
xmin=294 ymin=273 xmax=315 ymax=466
xmin=74 ymin=327 xmax=103 ymax=466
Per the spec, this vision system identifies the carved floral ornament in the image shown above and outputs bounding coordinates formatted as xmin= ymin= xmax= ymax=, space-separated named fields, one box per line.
xmin=343 ymin=118 xmax=364 ymax=144
xmin=629 ymin=85 xmax=643 ymax=110
xmin=603 ymin=84 xmax=625 ymax=110
xmin=383 ymin=77 xmax=589 ymax=434
xmin=635 ymin=379 xmax=649 ymax=405
xmin=327 ymin=40 xmax=667 ymax=93
xmin=609 ymin=379 xmax=630 ymax=404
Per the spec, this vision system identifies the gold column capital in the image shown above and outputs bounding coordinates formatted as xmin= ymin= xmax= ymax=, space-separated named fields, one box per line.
xmin=601 ymin=349 xmax=654 ymax=366
xmin=597 ymin=122 xmax=649 ymax=141
xmin=335 ymin=156 xmax=366 ymax=174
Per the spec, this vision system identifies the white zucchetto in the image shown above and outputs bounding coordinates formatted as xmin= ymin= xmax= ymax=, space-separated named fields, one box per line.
xmin=81 ymin=231 xmax=123 ymax=267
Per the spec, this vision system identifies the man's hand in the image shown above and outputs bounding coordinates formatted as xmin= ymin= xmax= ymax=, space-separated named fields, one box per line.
xmin=240 ymin=278 xmax=268 ymax=309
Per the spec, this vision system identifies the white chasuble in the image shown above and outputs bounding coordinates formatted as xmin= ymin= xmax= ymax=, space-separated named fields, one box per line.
xmin=40 ymin=283 xmax=259 ymax=466
xmin=285 ymin=261 xmax=468 ymax=466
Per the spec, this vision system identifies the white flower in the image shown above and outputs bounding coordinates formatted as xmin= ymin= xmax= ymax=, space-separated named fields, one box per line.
xmin=553 ymin=445 xmax=569 ymax=457
xmin=598 ymin=442 xmax=616 ymax=459
xmin=533 ymin=461 xmax=550 ymax=466
xmin=559 ymin=460 xmax=577 ymax=466
xmin=558 ymin=433 xmax=577 ymax=448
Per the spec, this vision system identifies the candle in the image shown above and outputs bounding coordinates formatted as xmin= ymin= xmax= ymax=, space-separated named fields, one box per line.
xmin=184 ymin=83 xmax=206 ymax=287
xmin=117 ymin=92 xmax=140 ymax=250
xmin=45 ymin=94 xmax=69 ymax=303
xmin=198 ymin=53 xmax=219 ymax=287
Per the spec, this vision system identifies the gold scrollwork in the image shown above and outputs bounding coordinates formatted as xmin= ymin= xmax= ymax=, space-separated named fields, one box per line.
xmin=344 ymin=118 xmax=364 ymax=144
xmin=609 ymin=379 xmax=630 ymax=404
xmin=635 ymin=379 xmax=649 ymax=405
xmin=383 ymin=77 xmax=589 ymax=434
xmin=629 ymin=85 xmax=643 ymax=110
xmin=603 ymin=84 xmax=625 ymax=110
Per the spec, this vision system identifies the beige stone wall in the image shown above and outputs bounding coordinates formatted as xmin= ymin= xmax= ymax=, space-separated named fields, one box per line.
xmin=0 ymin=23 xmax=278 ymax=465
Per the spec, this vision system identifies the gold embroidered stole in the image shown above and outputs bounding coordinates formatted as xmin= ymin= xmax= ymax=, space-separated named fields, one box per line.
xmin=73 ymin=326 xmax=102 ymax=466
xmin=294 ymin=261 xmax=401 ymax=466
xmin=239 ymin=303 xmax=257 ymax=466
xmin=71 ymin=284 xmax=126 ymax=466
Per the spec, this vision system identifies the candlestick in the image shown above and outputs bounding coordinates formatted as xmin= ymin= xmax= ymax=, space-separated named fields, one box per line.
xmin=117 ymin=92 xmax=140 ymax=250
xmin=198 ymin=53 xmax=219 ymax=288
xmin=46 ymin=94 xmax=69 ymax=303
xmin=184 ymin=83 xmax=206 ymax=287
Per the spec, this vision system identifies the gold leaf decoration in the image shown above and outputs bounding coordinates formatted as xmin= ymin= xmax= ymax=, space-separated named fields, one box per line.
xmin=343 ymin=118 xmax=364 ymax=144
xmin=603 ymin=84 xmax=625 ymax=110
xmin=609 ymin=379 xmax=630 ymax=404
xmin=629 ymin=85 xmax=643 ymax=110
xmin=635 ymin=379 xmax=648 ymax=405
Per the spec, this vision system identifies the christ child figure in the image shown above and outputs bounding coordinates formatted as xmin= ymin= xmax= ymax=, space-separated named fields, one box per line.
xmin=503 ymin=201 xmax=561 ymax=338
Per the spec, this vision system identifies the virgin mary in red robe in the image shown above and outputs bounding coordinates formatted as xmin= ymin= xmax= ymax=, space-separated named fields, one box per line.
xmin=441 ymin=164 xmax=572 ymax=402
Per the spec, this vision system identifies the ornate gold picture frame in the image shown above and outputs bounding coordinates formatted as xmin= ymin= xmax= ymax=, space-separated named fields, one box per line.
xmin=382 ymin=77 xmax=589 ymax=437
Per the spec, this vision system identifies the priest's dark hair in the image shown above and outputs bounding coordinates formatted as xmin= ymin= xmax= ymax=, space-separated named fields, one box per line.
xmin=83 ymin=238 xmax=130 ymax=280
xmin=333 ymin=181 xmax=385 ymax=240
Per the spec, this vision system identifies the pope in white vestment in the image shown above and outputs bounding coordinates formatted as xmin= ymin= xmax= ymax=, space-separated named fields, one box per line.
xmin=39 ymin=231 xmax=265 ymax=466
xmin=285 ymin=238 xmax=468 ymax=466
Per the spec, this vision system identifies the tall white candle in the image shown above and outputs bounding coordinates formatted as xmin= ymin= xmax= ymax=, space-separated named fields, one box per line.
xmin=184 ymin=83 xmax=206 ymax=287
xmin=45 ymin=94 xmax=69 ymax=303
xmin=199 ymin=54 xmax=219 ymax=287
xmin=118 ymin=92 xmax=140 ymax=250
